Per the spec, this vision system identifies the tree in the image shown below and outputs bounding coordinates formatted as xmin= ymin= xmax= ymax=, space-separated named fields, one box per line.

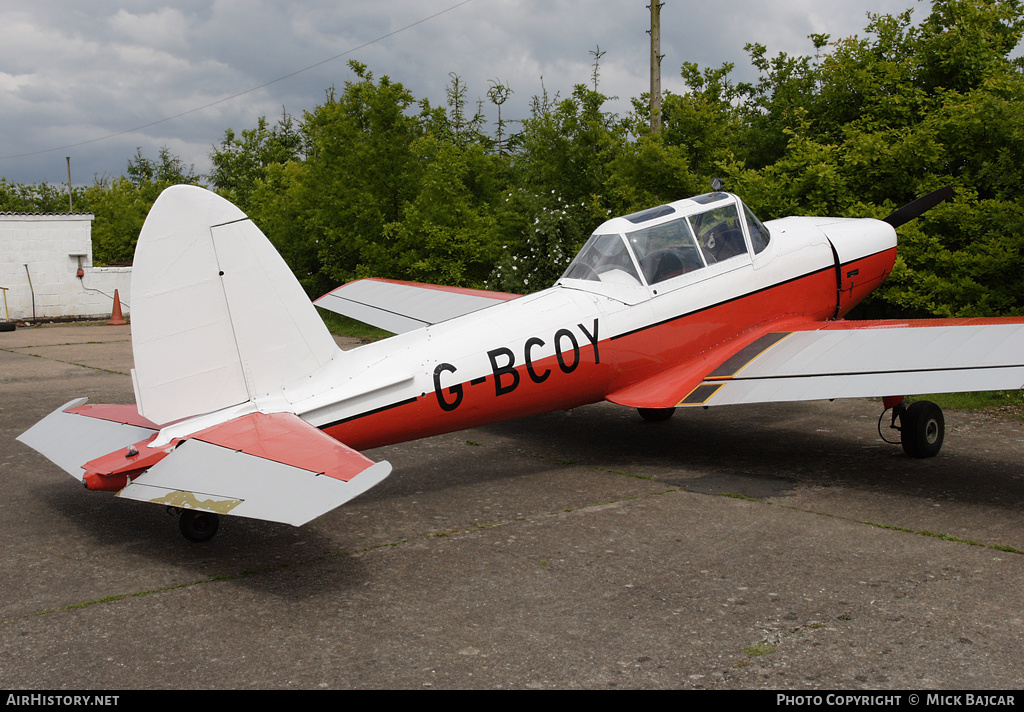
xmin=745 ymin=0 xmax=1024 ymax=317
xmin=86 ymin=146 xmax=202 ymax=264
xmin=209 ymin=110 xmax=304 ymax=211
xmin=84 ymin=177 xmax=154 ymax=264
xmin=657 ymin=62 xmax=744 ymax=180
xmin=246 ymin=62 xmax=429 ymax=294
xmin=385 ymin=135 xmax=503 ymax=287
xmin=0 ymin=179 xmax=83 ymax=213
xmin=126 ymin=146 xmax=201 ymax=187
xmin=490 ymin=84 xmax=624 ymax=292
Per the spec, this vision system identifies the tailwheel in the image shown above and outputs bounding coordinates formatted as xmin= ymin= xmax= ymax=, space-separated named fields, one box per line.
xmin=178 ymin=510 xmax=220 ymax=543
xmin=637 ymin=407 xmax=675 ymax=422
xmin=899 ymin=400 xmax=945 ymax=458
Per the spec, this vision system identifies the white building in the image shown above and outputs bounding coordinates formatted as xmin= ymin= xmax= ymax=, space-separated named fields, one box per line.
xmin=0 ymin=213 xmax=131 ymax=322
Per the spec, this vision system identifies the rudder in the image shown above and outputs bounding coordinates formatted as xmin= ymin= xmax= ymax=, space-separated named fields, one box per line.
xmin=130 ymin=185 xmax=338 ymax=424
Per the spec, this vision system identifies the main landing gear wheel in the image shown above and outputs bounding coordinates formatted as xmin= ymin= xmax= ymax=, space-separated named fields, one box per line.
xmin=178 ymin=510 xmax=220 ymax=542
xmin=637 ymin=407 xmax=675 ymax=422
xmin=899 ymin=400 xmax=945 ymax=458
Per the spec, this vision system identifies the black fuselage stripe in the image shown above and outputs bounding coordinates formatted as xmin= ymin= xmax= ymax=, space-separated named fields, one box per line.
xmin=719 ymin=363 xmax=1024 ymax=382
xmin=838 ymin=245 xmax=893 ymax=268
xmin=610 ymin=264 xmax=835 ymax=341
xmin=319 ymin=396 xmax=419 ymax=430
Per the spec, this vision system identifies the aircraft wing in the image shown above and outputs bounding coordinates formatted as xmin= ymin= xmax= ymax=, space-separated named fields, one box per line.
xmin=609 ymin=318 xmax=1024 ymax=408
xmin=315 ymin=278 xmax=519 ymax=334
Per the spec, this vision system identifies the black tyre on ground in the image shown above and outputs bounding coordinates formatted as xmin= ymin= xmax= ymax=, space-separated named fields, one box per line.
xmin=637 ymin=407 xmax=675 ymax=422
xmin=900 ymin=400 xmax=944 ymax=458
xmin=178 ymin=510 xmax=220 ymax=542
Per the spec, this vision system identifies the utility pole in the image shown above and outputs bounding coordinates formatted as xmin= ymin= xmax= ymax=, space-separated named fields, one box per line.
xmin=649 ymin=2 xmax=664 ymax=134
xmin=66 ymin=157 xmax=73 ymax=212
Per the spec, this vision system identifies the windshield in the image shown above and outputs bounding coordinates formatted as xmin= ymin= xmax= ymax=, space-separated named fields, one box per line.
xmin=744 ymin=204 xmax=771 ymax=254
xmin=629 ymin=217 xmax=705 ymax=284
xmin=561 ymin=233 xmax=643 ymax=285
xmin=690 ymin=203 xmax=747 ymax=262
xmin=561 ymin=193 xmax=768 ymax=288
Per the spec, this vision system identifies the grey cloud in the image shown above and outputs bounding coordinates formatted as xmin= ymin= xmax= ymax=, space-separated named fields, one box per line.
xmin=0 ymin=0 xmax=918 ymax=185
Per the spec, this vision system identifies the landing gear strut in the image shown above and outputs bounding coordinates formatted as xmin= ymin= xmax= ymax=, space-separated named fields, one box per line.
xmin=882 ymin=398 xmax=945 ymax=458
xmin=176 ymin=509 xmax=220 ymax=542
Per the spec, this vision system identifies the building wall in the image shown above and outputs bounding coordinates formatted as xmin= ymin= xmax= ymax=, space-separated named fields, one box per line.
xmin=0 ymin=213 xmax=132 ymax=321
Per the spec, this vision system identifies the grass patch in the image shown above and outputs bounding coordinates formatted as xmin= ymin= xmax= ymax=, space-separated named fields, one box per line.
xmin=720 ymin=493 xmax=760 ymax=502
xmin=862 ymin=521 xmax=1024 ymax=553
xmin=743 ymin=643 xmax=776 ymax=657
xmin=912 ymin=391 xmax=1024 ymax=417
xmin=316 ymin=308 xmax=392 ymax=341
xmin=602 ymin=468 xmax=653 ymax=480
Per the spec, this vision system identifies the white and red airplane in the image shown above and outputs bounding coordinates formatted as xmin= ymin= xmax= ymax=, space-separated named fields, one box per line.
xmin=18 ymin=184 xmax=1024 ymax=541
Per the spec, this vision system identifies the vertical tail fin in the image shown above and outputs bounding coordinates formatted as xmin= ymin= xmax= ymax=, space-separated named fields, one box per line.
xmin=130 ymin=185 xmax=338 ymax=424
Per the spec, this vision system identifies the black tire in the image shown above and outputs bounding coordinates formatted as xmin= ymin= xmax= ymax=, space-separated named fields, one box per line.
xmin=638 ymin=407 xmax=675 ymax=422
xmin=900 ymin=400 xmax=944 ymax=458
xmin=179 ymin=510 xmax=219 ymax=542
xmin=0 ymin=322 xmax=14 ymax=332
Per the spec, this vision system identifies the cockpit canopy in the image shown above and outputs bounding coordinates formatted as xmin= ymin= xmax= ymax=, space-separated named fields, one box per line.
xmin=561 ymin=192 xmax=770 ymax=288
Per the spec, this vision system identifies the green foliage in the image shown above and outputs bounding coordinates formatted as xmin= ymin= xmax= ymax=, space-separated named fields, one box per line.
xmin=84 ymin=177 xmax=156 ymax=264
xmin=126 ymin=145 xmax=202 ymax=188
xmin=269 ymin=63 xmax=431 ymax=292
xmin=396 ymin=140 xmax=503 ymax=284
xmin=488 ymin=188 xmax=596 ymax=292
xmin=724 ymin=0 xmax=1024 ymax=317
xmin=490 ymin=84 xmax=631 ymax=292
xmin=878 ymin=191 xmax=1024 ymax=316
xmin=659 ymin=62 xmax=744 ymax=178
xmin=209 ymin=110 xmax=304 ymax=212
xmin=87 ymin=146 xmax=204 ymax=264
xmin=603 ymin=134 xmax=698 ymax=213
xmin=0 ymin=178 xmax=84 ymax=213
xmin=6 ymin=0 xmax=1022 ymax=319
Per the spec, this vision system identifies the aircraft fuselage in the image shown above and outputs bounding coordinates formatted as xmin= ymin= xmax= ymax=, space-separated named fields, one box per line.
xmin=292 ymin=215 xmax=897 ymax=450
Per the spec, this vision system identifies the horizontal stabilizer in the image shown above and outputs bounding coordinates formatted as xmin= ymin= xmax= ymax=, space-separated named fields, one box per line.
xmin=17 ymin=399 xmax=159 ymax=482
xmin=116 ymin=412 xmax=391 ymax=526
xmin=315 ymin=278 xmax=519 ymax=334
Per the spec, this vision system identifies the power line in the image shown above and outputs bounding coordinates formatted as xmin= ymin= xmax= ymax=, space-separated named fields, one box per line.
xmin=0 ymin=0 xmax=476 ymax=162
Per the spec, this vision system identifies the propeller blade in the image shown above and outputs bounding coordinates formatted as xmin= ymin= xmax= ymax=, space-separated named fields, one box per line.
xmin=882 ymin=186 xmax=955 ymax=228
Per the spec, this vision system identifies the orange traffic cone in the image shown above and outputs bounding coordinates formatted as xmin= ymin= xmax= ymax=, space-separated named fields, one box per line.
xmin=107 ymin=289 xmax=127 ymax=326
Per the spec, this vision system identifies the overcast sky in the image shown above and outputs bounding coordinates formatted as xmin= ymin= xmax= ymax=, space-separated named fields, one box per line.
xmin=0 ymin=0 xmax=924 ymax=186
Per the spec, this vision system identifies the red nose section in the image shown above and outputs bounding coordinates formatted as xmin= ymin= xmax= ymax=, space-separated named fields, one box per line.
xmin=836 ymin=245 xmax=898 ymax=317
